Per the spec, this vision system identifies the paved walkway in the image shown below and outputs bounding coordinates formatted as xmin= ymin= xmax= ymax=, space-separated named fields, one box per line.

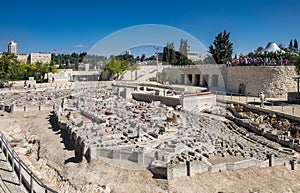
xmin=216 ymin=94 xmax=300 ymax=117
xmin=0 ymin=149 xmax=27 ymax=193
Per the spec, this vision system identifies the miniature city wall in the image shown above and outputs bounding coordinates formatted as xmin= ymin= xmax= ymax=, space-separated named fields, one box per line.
xmin=2 ymin=82 xmax=300 ymax=181
xmin=54 ymin=107 xmax=299 ymax=180
xmin=165 ymin=154 xmax=298 ymax=179
xmin=52 ymin=89 xmax=298 ymax=179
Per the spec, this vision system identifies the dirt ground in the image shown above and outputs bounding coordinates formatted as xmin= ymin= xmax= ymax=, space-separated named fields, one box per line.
xmin=1 ymin=110 xmax=300 ymax=193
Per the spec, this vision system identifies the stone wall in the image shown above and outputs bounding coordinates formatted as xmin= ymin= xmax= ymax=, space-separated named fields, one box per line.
xmin=163 ymin=65 xmax=226 ymax=92
xmin=223 ymin=66 xmax=298 ymax=98
xmin=163 ymin=65 xmax=298 ymax=98
xmin=165 ymin=156 xmax=296 ymax=179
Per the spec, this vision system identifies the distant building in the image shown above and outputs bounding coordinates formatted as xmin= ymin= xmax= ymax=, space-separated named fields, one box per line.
xmin=187 ymin=52 xmax=200 ymax=61
xmin=264 ymin=42 xmax=285 ymax=53
xmin=126 ymin=50 xmax=131 ymax=55
xmin=8 ymin=40 xmax=17 ymax=54
xmin=29 ymin=53 xmax=51 ymax=64
xmin=5 ymin=40 xmax=51 ymax=64
xmin=17 ymin=54 xmax=29 ymax=63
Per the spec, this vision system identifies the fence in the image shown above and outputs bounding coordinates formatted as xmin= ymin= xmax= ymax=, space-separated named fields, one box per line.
xmin=0 ymin=132 xmax=57 ymax=193
xmin=213 ymin=91 xmax=298 ymax=116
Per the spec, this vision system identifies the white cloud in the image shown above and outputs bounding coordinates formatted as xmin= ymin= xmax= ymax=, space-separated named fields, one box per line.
xmin=75 ymin=44 xmax=90 ymax=48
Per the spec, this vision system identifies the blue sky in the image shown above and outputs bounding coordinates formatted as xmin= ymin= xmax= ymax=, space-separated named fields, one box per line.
xmin=1 ymin=0 xmax=299 ymax=56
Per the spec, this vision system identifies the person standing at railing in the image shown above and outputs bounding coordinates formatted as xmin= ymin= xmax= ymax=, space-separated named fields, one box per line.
xmin=259 ymin=91 xmax=265 ymax=107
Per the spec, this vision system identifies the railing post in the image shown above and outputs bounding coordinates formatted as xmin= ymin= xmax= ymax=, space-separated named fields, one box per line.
xmin=292 ymin=106 xmax=295 ymax=115
xmin=6 ymin=145 xmax=8 ymax=161
xmin=282 ymin=104 xmax=284 ymax=112
xmin=1 ymin=138 xmax=3 ymax=153
xmin=19 ymin=162 xmax=22 ymax=185
xmin=231 ymin=93 xmax=233 ymax=101
xmin=254 ymin=98 xmax=256 ymax=106
xmin=271 ymin=101 xmax=273 ymax=110
xmin=31 ymin=172 xmax=33 ymax=193
xmin=11 ymin=155 xmax=14 ymax=173
xmin=239 ymin=94 xmax=241 ymax=101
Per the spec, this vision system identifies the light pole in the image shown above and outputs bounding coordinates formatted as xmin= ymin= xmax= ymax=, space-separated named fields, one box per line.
xmin=154 ymin=46 xmax=159 ymax=82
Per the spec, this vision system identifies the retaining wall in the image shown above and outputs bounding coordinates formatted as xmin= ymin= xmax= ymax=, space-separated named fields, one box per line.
xmin=163 ymin=66 xmax=298 ymax=98
xmin=165 ymin=155 xmax=296 ymax=179
xmin=224 ymin=66 xmax=298 ymax=98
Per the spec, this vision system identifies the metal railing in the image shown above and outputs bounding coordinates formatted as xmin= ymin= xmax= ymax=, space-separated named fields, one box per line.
xmin=213 ymin=91 xmax=298 ymax=116
xmin=0 ymin=132 xmax=58 ymax=193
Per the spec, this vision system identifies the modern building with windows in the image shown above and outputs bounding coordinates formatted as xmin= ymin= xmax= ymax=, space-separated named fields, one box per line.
xmin=8 ymin=40 xmax=17 ymax=54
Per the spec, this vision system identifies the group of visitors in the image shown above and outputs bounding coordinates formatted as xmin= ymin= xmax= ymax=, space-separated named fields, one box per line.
xmin=227 ymin=56 xmax=289 ymax=66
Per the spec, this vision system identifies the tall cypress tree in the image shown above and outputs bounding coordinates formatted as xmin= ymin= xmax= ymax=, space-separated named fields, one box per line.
xmin=294 ymin=39 xmax=298 ymax=49
xmin=289 ymin=39 xmax=293 ymax=49
xmin=169 ymin=42 xmax=177 ymax=65
xmin=209 ymin=30 xmax=233 ymax=64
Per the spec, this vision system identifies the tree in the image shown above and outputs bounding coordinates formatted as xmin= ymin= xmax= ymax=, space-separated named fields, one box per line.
xmin=169 ymin=43 xmax=177 ymax=65
xmin=174 ymin=51 xmax=193 ymax=65
xmin=254 ymin=46 xmax=264 ymax=54
xmin=163 ymin=45 xmax=170 ymax=64
xmin=209 ymin=30 xmax=233 ymax=64
xmin=179 ymin=39 xmax=188 ymax=56
xmin=141 ymin=54 xmax=146 ymax=62
xmin=35 ymin=62 xmax=49 ymax=82
xmin=163 ymin=42 xmax=177 ymax=65
xmin=0 ymin=52 xmax=58 ymax=81
xmin=289 ymin=39 xmax=293 ymax=49
xmin=34 ymin=61 xmax=58 ymax=82
xmin=0 ymin=52 xmax=23 ymax=80
xmin=104 ymin=58 xmax=128 ymax=79
xmin=135 ymin=56 xmax=140 ymax=62
xmin=21 ymin=63 xmax=37 ymax=80
xmin=294 ymin=39 xmax=298 ymax=49
xmin=162 ymin=42 xmax=194 ymax=65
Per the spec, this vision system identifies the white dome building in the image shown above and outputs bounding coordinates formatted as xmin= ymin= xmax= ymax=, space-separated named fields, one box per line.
xmin=264 ymin=42 xmax=285 ymax=53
